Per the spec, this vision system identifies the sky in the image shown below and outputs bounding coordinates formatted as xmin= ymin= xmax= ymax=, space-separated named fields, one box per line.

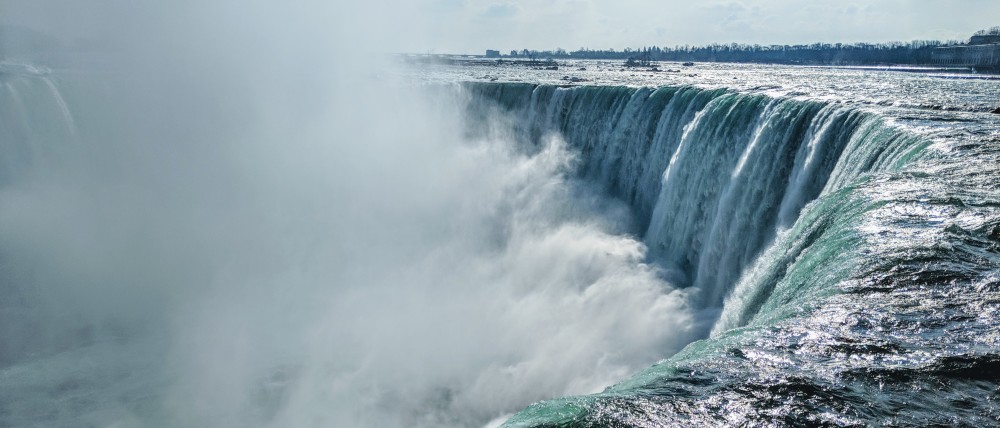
xmin=407 ymin=0 xmax=1000 ymax=54
xmin=2 ymin=0 xmax=999 ymax=55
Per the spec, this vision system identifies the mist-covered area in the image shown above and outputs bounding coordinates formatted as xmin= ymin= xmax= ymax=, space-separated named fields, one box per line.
xmin=0 ymin=2 xmax=704 ymax=426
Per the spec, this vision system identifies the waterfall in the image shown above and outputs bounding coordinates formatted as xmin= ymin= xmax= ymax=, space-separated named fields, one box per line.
xmin=465 ymin=82 xmax=928 ymax=317
xmin=0 ymin=72 xmax=938 ymax=427
xmin=0 ymin=67 xmax=78 ymax=185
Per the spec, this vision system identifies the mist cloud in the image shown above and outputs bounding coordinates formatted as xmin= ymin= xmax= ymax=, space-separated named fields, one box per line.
xmin=0 ymin=2 xmax=704 ymax=427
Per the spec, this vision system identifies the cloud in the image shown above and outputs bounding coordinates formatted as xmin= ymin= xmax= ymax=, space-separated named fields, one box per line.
xmin=482 ymin=2 xmax=520 ymax=18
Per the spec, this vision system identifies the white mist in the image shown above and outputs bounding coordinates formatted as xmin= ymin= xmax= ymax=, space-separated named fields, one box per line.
xmin=0 ymin=2 xmax=701 ymax=426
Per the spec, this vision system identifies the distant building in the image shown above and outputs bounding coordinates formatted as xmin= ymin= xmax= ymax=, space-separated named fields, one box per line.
xmin=485 ymin=50 xmax=501 ymax=58
xmin=931 ymin=28 xmax=1000 ymax=71
xmin=970 ymin=35 xmax=1000 ymax=45
xmin=932 ymin=44 xmax=999 ymax=71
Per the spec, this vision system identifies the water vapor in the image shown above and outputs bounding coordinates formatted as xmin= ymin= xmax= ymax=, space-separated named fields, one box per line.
xmin=0 ymin=1 xmax=700 ymax=427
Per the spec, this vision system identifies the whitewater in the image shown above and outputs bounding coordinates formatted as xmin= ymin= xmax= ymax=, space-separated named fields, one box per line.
xmin=3 ymin=17 xmax=1000 ymax=428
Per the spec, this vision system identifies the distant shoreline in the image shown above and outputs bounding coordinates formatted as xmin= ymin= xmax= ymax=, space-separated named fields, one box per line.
xmin=400 ymin=54 xmax=999 ymax=76
xmin=462 ymin=28 xmax=1000 ymax=74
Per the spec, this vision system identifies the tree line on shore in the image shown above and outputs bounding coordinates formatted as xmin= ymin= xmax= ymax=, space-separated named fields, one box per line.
xmin=974 ymin=26 xmax=1000 ymax=37
xmin=504 ymin=40 xmax=965 ymax=66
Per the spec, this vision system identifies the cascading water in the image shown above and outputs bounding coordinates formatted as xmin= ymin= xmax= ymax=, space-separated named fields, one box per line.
xmin=0 ymin=64 xmax=77 ymax=185
xmin=464 ymin=82 xmax=929 ymax=311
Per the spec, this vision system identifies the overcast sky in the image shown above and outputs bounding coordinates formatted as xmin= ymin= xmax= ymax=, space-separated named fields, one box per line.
xmin=3 ymin=0 xmax=999 ymax=54
xmin=408 ymin=0 xmax=1000 ymax=54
